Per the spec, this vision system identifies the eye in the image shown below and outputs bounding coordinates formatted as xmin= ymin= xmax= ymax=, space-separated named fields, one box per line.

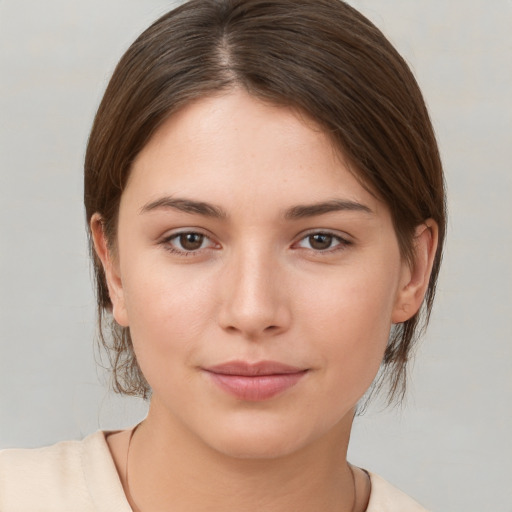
xmin=295 ymin=232 xmax=349 ymax=251
xmin=163 ymin=231 xmax=217 ymax=254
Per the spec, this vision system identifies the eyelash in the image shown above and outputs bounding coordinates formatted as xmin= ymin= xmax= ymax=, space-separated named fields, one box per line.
xmin=161 ymin=231 xmax=217 ymax=256
xmin=160 ymin=230 xmax=352 ymax=256
xmin=293 ymin=231 xmax=352 ymax=253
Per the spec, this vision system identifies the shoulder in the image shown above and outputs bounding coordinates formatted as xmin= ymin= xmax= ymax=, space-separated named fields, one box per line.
xmin=0 ymin=431 xmax=131 ymax=512
xmin=366 ymin=472 xmax=429 ymax=512
xmin=0 ymin=435 xmax=94 ymax=511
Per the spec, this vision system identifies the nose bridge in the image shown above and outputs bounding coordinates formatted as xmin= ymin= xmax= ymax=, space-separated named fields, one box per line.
xmin=219 ymin=240 xmax=289 ymax=338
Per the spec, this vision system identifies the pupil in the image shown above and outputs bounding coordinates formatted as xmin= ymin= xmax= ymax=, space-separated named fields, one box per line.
xmin=310 ymin=234 xmax=332 ymax=250
xmin=180 ymin=233 xmax=203 ymax=250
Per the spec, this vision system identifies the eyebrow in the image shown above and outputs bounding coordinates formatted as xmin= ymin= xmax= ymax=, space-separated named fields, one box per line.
xmin=140 ymin=196 xmax=373 ymax=220
xmin=140 ymin=197 xmax=228 ymax=219
xmin=284 ymin=199 xmax=373 ymax=219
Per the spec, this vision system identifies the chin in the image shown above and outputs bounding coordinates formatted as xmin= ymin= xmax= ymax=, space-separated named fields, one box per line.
xmin=198 ymin=412 xmax=328 ymax=461
xmin=210 ymin=431 xmax=307 ymax=460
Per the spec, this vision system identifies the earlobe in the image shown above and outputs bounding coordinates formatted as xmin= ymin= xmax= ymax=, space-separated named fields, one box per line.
xmin=90 ymin=214 xmax=129 ymax=327
xmin=392 ymin=219 xmax=439 ymax=324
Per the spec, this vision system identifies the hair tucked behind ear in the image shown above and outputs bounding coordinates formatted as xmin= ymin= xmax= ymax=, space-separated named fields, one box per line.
xmin=85 ymin=0 xmax=446 ymax=404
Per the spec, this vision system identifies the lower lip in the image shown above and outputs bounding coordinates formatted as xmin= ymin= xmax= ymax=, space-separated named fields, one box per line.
xmin=207 ymin=371 xmax=307 ymax=401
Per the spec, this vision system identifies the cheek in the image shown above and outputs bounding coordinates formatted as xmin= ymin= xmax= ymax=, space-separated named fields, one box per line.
xmin=303 ymin=266 xmax=399 ymax=397
xmin=119 ymin=260 xmax=218 ymax=377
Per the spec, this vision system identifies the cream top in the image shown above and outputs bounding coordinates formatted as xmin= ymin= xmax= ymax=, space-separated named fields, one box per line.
xmin=0 ymin=431 xmax=428 ymax=511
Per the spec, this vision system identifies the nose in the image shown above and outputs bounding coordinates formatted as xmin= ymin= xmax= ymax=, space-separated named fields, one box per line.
xmin=218 ymin=246 xmax=291 ymax=340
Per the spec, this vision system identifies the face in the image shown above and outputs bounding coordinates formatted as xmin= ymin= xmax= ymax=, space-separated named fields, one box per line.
xmin=95 ymin=89 xmax=422 ymax=459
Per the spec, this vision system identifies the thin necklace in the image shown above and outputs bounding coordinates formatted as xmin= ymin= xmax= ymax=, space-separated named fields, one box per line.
xmin=124 ymin=423 xmax=142 ymax=512
xmin=124 ymin=424 xmax=359 ymax=512
xmin=349 ymin=463 xmax=358 ymax=512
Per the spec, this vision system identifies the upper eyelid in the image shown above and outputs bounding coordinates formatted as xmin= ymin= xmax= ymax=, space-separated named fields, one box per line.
xmin=161 ymin=227 xmax=215 ymax=241
xmin=159 ymin=229 xmax=218 ymax=251
xmin=291 ymin=230 xmax=353 ymax=253
xmin=159 ymin=228 xmax=352 ymax=247
xmin=293 ymin=228 xmax=352 ymax=242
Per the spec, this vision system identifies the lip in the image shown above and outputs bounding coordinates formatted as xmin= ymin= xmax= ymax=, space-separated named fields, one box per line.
xmin=204 ymin=360 xmax=308 ymax=401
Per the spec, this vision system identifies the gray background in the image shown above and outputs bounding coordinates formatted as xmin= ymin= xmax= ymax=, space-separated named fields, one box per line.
xmin=1 ymin=1 xmax=511 ymax=510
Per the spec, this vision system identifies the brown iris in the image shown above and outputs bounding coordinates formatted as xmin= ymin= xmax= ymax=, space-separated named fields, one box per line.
xmin=179 ymin=233 xmax=205 ymax=251
xmin=308 ymin=233 xmax=334 ymax=250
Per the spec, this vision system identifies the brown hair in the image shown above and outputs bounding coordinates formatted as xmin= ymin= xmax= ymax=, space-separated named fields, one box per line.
xmin=84 ymin=0 xmax=446 ymax=403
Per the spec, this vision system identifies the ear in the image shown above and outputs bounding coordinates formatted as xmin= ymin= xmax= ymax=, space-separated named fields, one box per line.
xmin=392 ymin=219 xmax=439 ymax=324
xmin=90 ymin=213 xmax=129 ymax=327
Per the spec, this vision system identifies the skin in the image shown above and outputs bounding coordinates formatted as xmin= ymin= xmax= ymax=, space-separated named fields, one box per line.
xmin=92 ymin=88 xmax=438 ymax=512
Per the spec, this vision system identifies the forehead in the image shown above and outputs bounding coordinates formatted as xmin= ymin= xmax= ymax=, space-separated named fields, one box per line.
xmin=124 ymin=89 xmax=386 ymax=219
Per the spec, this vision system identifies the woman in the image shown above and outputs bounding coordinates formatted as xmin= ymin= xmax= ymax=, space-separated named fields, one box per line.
xmin=0 ymin=0 xmax=445 ymax=510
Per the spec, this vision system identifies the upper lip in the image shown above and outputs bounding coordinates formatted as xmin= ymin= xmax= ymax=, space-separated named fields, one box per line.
xmin=205 ymin=360 xmax=306 ymax=376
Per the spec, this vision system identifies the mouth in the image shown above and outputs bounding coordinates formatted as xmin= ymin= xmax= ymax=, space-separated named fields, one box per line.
xmin=203 ymin=360 xmax=309 ymax=401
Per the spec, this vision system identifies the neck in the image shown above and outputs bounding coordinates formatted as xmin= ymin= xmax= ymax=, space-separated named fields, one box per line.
xmin=123 ymin=400 xmax=360 ymax=512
